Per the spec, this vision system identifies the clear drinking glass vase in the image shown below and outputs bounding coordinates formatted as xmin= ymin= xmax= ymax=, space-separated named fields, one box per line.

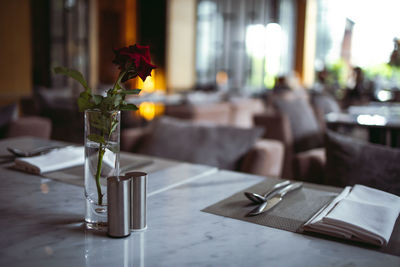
xmin=84 ymin=109 xmax=120 ymax=229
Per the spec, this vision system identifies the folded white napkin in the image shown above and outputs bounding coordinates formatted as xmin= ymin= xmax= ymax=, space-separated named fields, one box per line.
xmin=14 ymin=146 xmax=84 ymax=174
xmin=303 ymin=184 xmax=400 ymax=246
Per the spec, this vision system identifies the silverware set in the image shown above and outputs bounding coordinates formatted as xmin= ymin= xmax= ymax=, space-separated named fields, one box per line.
xmin=7 ymin=145 xmax=66 ymax=157
xmin=0 ymin=145 xmax=71 ymax=164
xmin=244 ymin=180 xmax=303 ymax=216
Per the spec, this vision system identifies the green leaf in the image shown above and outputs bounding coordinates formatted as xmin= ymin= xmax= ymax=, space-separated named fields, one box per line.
xmin=77 ymin=96 xmax=94 ymax=112
xmin=113 ymin=94 xmax=123 ymax=107
xmin=120 ymin=103 xmax=139 ymax=111
xmin=110 ymin=120 xmax=119 ymax=134
xmin=120 ymin=89 xmax=141 ymax=95
xmin=54 ymin=67 xmax=91 ymax=92
xmin=80 ymin=90 xmax=91 ymax=99
xmin=89 ymin=113 xmax=107 ymax=132
xmin=93 ymin=95 xmax=103 ymax=105
xmin=88 ymin=134 xmax=105 ymax=145
xmin=107 ymin=145 xmax=119 ymax=154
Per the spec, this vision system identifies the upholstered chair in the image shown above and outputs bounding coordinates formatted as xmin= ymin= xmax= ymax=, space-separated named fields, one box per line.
xmin=121 ymin=116 xmax=285 ymax=178
xmin=0 ymin=103 xmax=52 ymax=139
xmin=324 ymin=130 xmax=400 ymax=196
xmin=254 ymin=90 xmax=326 ymax=179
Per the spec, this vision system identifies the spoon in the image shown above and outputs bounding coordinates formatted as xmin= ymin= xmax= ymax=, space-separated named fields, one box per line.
xmin=7 ymin=145 xmax=64 ymax=157
xmin=244 ymin=180 xmax=291 ymax=204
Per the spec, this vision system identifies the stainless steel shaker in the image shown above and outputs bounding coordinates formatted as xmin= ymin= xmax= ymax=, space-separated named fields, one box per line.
xmin=125 ymin=171 xmax=147 ymax=231
xmin=107 ymin=176 xmax=131 ymax=237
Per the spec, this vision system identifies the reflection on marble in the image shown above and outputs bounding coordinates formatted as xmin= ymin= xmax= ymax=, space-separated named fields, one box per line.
xmin=84 ymin=229 xmax=145 ymax=267
xmin=147 ymin=163 xmax=218 ymax=197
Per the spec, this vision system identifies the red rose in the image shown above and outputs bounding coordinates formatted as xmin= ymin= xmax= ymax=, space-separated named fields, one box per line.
xmin=113 ymin=44 xmax=156 ymax=82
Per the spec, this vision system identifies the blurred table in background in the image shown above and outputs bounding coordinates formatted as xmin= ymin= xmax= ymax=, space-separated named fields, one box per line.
xmin=326 ymin=102 xmax=400 ymax=147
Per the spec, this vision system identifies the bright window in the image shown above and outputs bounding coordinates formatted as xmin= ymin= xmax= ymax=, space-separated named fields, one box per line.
xmin=196 ymin=0 xmax=297 ymax=93
xmin=316 ymin=0 xmax=400 ymax=69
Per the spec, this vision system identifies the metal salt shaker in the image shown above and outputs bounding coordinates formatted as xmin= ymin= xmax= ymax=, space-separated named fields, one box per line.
xmin=125 ymin=171 xmax=147 ymax=231
xmin=107 ymin=176 xmax=131 ymax=238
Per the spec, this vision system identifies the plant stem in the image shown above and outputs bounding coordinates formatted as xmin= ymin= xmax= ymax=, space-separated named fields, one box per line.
xmin=111 ymin=70 xmax=126 ymax=93
xmin=95 ymin=144 xmax=106 ymax=206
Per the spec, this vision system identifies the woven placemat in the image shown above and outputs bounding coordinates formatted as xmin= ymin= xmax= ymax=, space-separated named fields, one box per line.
xmin=202 ymin=179 xmax=341 ymax=232
xmin=202 ymin=179 xmax=400 ymax=257
xmin=42 ymin=156 xmax=153 ymax=187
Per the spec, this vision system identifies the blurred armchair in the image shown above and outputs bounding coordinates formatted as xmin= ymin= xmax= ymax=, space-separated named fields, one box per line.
xmin=0 ymin=103 xmax=52 ymax=139
xmin=121 ymin=116 xmax=284 ymax=178
xmin=165 ymin=102 xmax=232 ymax=125
xmin=254 ymin=90 xmax=326 ymax=180
xmin=165 ymin=97 xmax=266 ymax=128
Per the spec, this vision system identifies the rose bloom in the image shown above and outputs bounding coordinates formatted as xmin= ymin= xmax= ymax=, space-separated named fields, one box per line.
xmin=113 ymin=44 xmax=157 ymax=82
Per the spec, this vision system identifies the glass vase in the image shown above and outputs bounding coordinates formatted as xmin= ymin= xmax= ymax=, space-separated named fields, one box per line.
xmin=84 ymin=109 xmax=120 ymax=229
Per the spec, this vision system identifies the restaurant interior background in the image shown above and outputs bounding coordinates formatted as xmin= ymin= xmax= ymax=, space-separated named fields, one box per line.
xmin=1 ymin=0 xmax=400 ymax=181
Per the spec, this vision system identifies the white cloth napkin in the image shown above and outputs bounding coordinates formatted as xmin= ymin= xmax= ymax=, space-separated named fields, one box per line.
xmin=14 ymin=146 xmax=84 ymax=174
xmin=303 ymin=184 xmax=400 ymax=246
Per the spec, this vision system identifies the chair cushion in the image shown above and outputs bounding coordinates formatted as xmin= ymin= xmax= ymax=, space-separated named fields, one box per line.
xmin=324 ymin=130 xmax=400 ymax=196
xmin=311 ymin=93 xmax=341 ymax=115
xmin=294 ymin=148 xmax=326 ymax=184
xmin=274 ymin=97 xmax=322 ymax=152
xmin=137 ymin=116 xmax=264 ymax=170
xmin=7 ymin=116 xmax=52 ymax=139
xmin=239 ymin=139 xmax=284 ymax=177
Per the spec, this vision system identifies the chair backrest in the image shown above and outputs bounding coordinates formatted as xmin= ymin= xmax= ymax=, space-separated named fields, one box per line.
xmin=311 ymin=92 xmax=341 ymax=115
xmin=273 ymin=92 xmax=323 ymax=153
xmin=325 ymin=130 xmax=400 ymax=196
xmin=136 ymin=116 xmax=264 ymax=171
xmin=165 ymin=102 xmax=231 ymax=125
xmin=229 ymin=98 xmax=266 ymax=128
xmin=6 ymin=116 xmax=52 ymax=139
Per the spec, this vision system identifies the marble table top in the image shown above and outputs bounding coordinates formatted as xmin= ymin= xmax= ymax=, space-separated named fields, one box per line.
xmin=0 ymin=137 xmax=399 ymax=266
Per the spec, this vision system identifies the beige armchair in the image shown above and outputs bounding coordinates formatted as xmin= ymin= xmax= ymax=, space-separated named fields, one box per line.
xmin=1 ymin=103 xmax=52 ymax=139
xmin=6 ymin=116 xmax=52 ymax=139
xmin=121 ymin=117 xmax=284 ymax=178
xmin=165 ymin=98 xmax=266 ymax=128
xmin=253 ymin=91 xmax=326 ymax=180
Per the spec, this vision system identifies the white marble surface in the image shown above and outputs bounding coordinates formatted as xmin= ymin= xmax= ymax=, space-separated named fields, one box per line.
xmin=0 ymin=137 xmax=399 ymax=266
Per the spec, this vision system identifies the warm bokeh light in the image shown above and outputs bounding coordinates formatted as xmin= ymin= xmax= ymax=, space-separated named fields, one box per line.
xmin=40 ymin=183 xmax=49 ymax=194
xmin=137 ymin=70 xmax=156 ymax=93
xmin=139 ymin=102 xmax=165 ymax=121
xmin=136 ymin=69 xmax=166 ymax=93
xmin=216 ymin=71 xmax=228 ymax=85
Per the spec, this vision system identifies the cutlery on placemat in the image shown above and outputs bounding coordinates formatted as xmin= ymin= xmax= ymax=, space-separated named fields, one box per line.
xmin=244 ymin=180 xmax=291 ymax=204
xmin=247 ymin=182 xmax=303 ymax=217
xmin=7 ymin=145 xmax=68 ymax=157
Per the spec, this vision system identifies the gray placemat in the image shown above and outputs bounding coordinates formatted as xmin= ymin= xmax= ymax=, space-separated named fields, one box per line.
xmin=202 ymin=179 xmax=400 ymax=257
xmin=42 ymin=156 xmax=153 ymax=187
xmin=202 ymin=178 xmax=341 ymax=232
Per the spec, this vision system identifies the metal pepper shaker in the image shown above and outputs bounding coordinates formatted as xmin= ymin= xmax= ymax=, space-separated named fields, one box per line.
xmin=107 ymin=176 xmax=131 ymax=238
xmin=125 ymin=171 xmax=147 ymax=231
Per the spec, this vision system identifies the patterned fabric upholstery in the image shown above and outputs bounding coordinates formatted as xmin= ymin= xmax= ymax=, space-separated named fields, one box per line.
xmin=324 ymin=130 xmax=400 ymax=196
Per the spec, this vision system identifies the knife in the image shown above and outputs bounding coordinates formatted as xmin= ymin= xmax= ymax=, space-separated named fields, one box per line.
xmin=246 ymin=182 xmax=303 ymax=217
